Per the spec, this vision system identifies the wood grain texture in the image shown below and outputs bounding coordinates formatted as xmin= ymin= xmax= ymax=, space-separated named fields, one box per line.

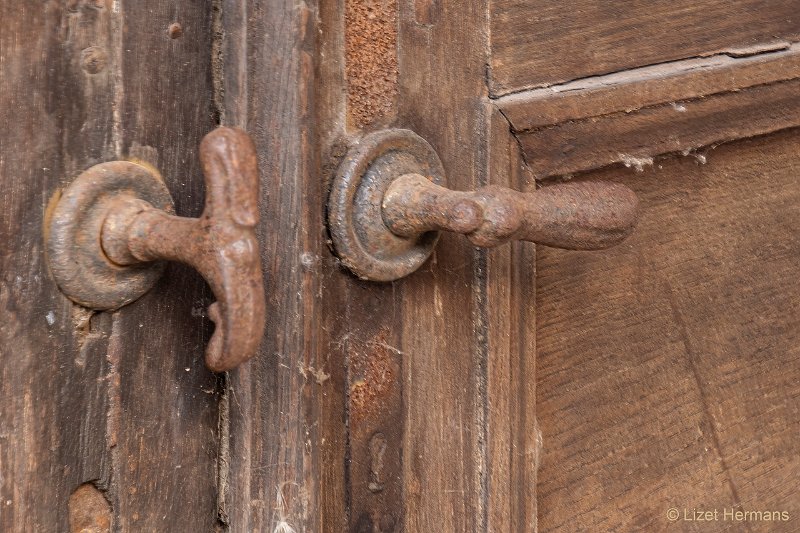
xmin=536 ymin=129 xmax=800 ymax=532
xmin=112 ymin=2 xmax=221 ymax=530
xmin=397 ymin=5 xmax=539 ymax=531
xmin=219 ymin=0 xmax=332 ymax=531
xmin=490 ymin=0 xmax=800 ymax=94
xmin=496 ymin=44 xmax=800 ymax=132
xmin=0 ymin=2 xmax=116 ymax=530
xmin=0 ymin=1 xmax=219 ymax=530
xmin=484 ymin=109 xmax=540 ymax=531
xmin=217 ymin=0 xmax=539 ymax=530
xmin=397 ymin=3 xmax=489 ymax=530
xmin=513 ymin=78 xmax=800 ymax=178
xmin=219 ymin=0 xmax=411 ymax=529
xmin=316 ymin=2 xmax=351 ymax=530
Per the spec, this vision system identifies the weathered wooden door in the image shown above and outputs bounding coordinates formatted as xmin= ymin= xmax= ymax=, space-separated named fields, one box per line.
xmin=2 ymin=1 xmax=799 ymax=532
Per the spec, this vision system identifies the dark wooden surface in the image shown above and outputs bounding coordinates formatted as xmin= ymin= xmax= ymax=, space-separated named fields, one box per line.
xmin=5 ymin=1 xmax=799 ymax=532
xmin=112 ymin=1 xmax=220 ymax=530
xmin=536 ymin=129 xmax=800 ymax=532
xmin=1 ymin=1 xmax=219 ymax=531
xmin=218 ymin=0 xmax=330 ymax=531
xmin=515 ymin=78 xmax=800 ymax=179
xmin=490 ymin=0 xmax=800 ymax=94
xmin=1 ymin=1 xmax=115 ymax=529
xmin=220 ymin=0 xmax=539 ymax=530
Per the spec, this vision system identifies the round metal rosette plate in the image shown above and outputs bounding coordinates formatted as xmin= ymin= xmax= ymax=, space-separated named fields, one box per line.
xmin=327 ymin=129 xmax=446 ymax=281
xmin=46 ymin=161 xmax=174 ymax=310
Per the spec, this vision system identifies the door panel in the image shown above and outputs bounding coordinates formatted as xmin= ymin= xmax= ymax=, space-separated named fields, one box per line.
xmin=4 ymin=0 xmax=799 ymax=531
xmin=491 ymin=0 xmax=800 ymax=94
xmin=537 ymin=129 xmax=800 ymax=531
xmin=1 ymin=3 xmax=115 ymax=530
xmin=113 ymin=1 xmax=220 ymax=529
xmin=221 ymin=1 xmax=539 ymax=530
xmin=0 ymin=2 xmax=220 ymax=530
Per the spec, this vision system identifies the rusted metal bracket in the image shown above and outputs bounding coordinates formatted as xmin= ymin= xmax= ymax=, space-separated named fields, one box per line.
xmin=328 ymin=129 xmax=640 ymax=281
xmin=46 ymin=127 xmax=265 ymax=372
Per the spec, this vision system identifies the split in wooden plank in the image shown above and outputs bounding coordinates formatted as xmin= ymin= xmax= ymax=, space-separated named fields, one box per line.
xmin=496 ymin=43 xmax=800 ymax=132
xmin=490 ymin=0 xmax=800 ymax=94
xmin=494 ymin=43 xmax=800 ymax=178
xmin=514 ymin=79 xmax=800 ymax=178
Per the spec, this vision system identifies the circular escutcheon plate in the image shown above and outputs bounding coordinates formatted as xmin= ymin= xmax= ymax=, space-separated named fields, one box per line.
xmin=327 ymin=129 xmax=446 ymax=282
xmin=46 ymin=161 xmax=174 ymax=310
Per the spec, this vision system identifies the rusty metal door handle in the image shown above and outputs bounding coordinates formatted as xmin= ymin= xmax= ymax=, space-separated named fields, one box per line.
xmin=46 ymin=127 xmax=265 ymax=372
xmin=327 ymin=129 xmax=639 ymax=281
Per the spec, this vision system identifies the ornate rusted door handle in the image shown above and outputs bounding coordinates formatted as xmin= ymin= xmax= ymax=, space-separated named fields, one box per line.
xmin=46 ymin=127 xmax=265 ymax=372
xmin=328 ymin=129 xmax=639 ymax=281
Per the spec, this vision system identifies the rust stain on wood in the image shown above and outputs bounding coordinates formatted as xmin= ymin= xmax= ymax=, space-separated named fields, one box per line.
xmin=346 ymin=329 xmax=403 ymax=531
xmin=348 ymin=332 xmax=398 ymax=423
xmin=68 ymin=484 xmax=112 ymax=533
xmin=345 ymin=0 xmax=398 ymax=130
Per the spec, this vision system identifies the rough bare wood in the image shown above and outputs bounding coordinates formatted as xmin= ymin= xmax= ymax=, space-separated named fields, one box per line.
xmin=490 ymin=0 xmax=800 ymax=94
xmin=109 ymin=2 xmax=221 ymax=530
xmin=485 ymin=109 xmax=539 ymax=531
xmin=19 ymin=1 xmax=800 ymax=531
xmin=314 ymin=1 xmax=540 ymax=529
xmin=537 ymin=129 xmax=800 ymax=532
xmin=219 ymin=1 xmax=332 ymax=531
xmin=1 ymin=1 xmax=219 ymax=530
xmin=395 ymin=3 xmax=536 ymax=530
xmin=216 ymin=0 xmax=539 ymax=529
xmin=0 ymin=3 xmax=116 ymax=530
xmin=394 ymin=4 xmax=488 ymax=529
xmin=496 ymin=44 xmax=800 ymax=132
xmin=514 ymin=78 xmax=800 ymax=178
xmin=316 ymin=1 xmax=351 ymax=531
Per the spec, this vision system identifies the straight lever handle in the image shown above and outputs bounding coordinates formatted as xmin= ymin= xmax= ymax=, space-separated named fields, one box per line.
xmin=382 ymin=173 xmax=638 ymax=250
xmin=327 ymin=129 xmax=639 ymax=281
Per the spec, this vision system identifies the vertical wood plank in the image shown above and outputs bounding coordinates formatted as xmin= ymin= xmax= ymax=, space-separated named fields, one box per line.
xmin=0 ymin=2 xmax=116 ymax=530
xmin=111 ymin=2 xmax=220 ymax=530
xmin=220 ymin=0 xmax=540 ymax=530
xmin=315 ymin=1 xmax=351 ymax=530
xmin=484 ymin=109 xmax=539 ymax=532
xmin=397 ymin=1 xmax=489 ymax=530
xmin=2 ymin=1 xmax=225 ymax=530
xmin=220 ymin=0 xmax=331 ymax=531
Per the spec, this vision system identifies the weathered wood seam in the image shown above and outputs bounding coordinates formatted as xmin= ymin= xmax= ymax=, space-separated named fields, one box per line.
xmin=511 ymin=79 xmax=800 ymax=178
xmin=490 ymin=0 xmax=800 ymax=96
xmin=496 ymin=43 xmax=800 ymax=133
xmin=106 ymin=0 xmax=126 ymax=524
xmin=492 ymin=39 xmax=794 ymax=98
